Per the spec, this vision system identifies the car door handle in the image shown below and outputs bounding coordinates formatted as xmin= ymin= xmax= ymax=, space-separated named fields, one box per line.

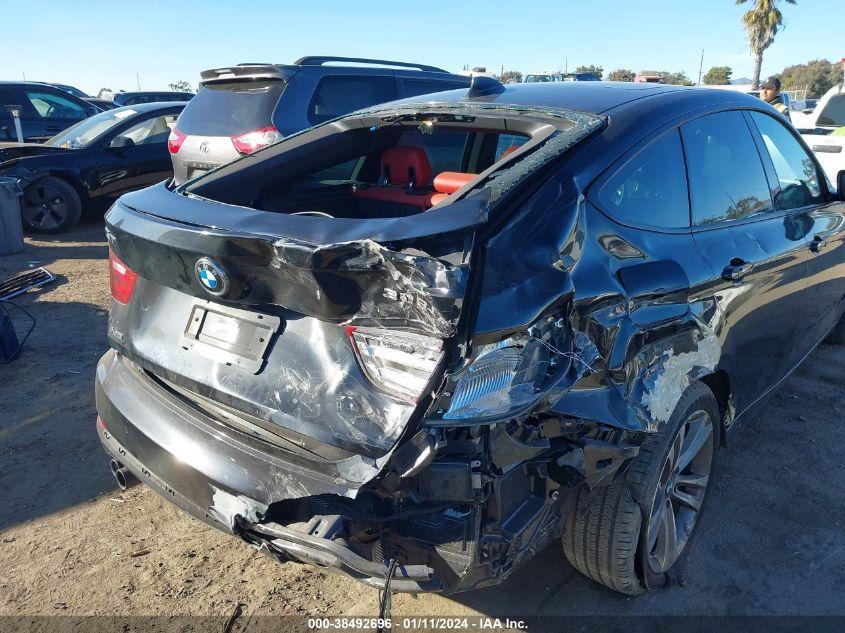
xmin=721 ymin=259 xmax=754 ymax=282
xmin=810 ymin=235 xmax=827 ymax=252
xmin=45 ymin=125 xmax=61 ymax=132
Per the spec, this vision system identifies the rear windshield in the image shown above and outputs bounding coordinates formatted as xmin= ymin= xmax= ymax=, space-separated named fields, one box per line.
xmin=177 ymin=80 xmax=284 ymax=136
xmin=817 ymin=94 xmax=845 ymax=127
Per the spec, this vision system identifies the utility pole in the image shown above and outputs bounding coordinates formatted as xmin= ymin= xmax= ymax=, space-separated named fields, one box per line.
xmin=136 ymin=73 xmax=141 ymax=91
xmin=22 ymin=71 xmax=26 ymax=81
xmin=697 ymin=49 xmax=704 ymax=85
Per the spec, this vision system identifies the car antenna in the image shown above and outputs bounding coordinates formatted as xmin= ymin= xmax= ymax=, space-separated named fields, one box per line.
xmin=467 ymin=76 xmax=505 ymax=98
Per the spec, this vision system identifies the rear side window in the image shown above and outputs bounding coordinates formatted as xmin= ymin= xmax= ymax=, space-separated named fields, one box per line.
xmin=816 ymin=94 xmax=845 ymax=127
xmin=402 ymin=79 xmax=467 ymax=98
xmin=396 ymin=129 xmax=470 ymax=178
xmin=308 ymin=76 xmax=397 ymax=125
xmin=750 ymin=111 xmax=822 ymax=209
xmin=177 ymin=81 xmax=284 ymax=136
xmin=0 ymin=89 xmax=17 ymax=121
xmin=681 ymin=111 xmax=772 ymax=226
xmin=495 ymin=134 xmax=527 ymax=160
xmin=596 ymin=130 xmax=690 ymax=228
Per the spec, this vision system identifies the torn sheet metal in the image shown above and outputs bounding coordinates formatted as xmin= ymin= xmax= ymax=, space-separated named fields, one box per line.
xmin=639 ymin=329 xmax=721 ymax=424
xmin=106 ymin=199 xmax=472 ymax=338
xmin=108 ymin=281 xmax=418 ymax=458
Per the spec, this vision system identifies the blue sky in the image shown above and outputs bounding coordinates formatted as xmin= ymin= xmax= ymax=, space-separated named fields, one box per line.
xmin=2 ymin=0 xmax=842 ymax=95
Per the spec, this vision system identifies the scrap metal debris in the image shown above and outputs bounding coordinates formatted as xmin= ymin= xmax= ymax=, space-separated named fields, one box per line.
xmin=0 ymin=267 xmax=55 ymax=300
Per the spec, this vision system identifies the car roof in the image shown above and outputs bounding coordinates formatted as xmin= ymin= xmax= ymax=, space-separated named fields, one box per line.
xmin=200 ymin=57 xmax=466 ymax=85
xmin=0 ymin=80 xmax=78 ymax=88
xmin=386 ymin=81 xmax=767 ymax=116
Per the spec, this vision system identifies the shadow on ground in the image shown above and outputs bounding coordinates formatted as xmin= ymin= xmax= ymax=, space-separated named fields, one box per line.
xmin=0 ymin=221 xmax=114 ymax=530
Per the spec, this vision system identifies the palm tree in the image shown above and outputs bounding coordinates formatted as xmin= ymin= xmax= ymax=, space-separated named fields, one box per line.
xmin=736 ymin=0 xmax=796 ymax=89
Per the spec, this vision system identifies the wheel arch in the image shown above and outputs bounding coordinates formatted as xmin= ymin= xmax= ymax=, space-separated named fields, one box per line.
xmin=699 ymin=369 xmax=733 ymax=445
xmin=31 ymin=171 xmax=89 ymax=205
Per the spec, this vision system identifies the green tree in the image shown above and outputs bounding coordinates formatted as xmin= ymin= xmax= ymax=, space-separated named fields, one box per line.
xmin=778 ymin=59 xmax=841 ymax=98
xmin=660 ymin=71 xmax=695 ymax=86
xmin=500 ymin=70 xmax=523 ymax=84
xmin=703 ymin=66 xmax=733 ymax=84
xmin=607 ymin=69 xmax=636 ymax=82
xmin=736 ymin=0 xmax=797 ymax=89
xmin=575 ymin=65 xmax=604 ymax=79
xmin=168 ymin=80 xmax=192 ymax=92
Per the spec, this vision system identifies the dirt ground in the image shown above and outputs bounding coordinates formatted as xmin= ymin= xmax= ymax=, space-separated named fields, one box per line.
xmin=1 ymin=221 xmax=844 ymax=629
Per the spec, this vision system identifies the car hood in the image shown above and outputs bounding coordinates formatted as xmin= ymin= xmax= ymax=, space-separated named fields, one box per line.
xmin=0 ymin=142 xmax=74 ymax=161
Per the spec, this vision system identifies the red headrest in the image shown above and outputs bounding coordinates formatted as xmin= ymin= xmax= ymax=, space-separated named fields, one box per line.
xmin=433 ymin=171 xmax=474 ymax=194
xmin=380 ymin=147 xmax=431 ymax=187
xmin=499 ymin=145 xmax=521 ymax=159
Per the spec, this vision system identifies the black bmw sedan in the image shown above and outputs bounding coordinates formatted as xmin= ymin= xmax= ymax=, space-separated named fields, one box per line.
xmin=96 ymin=80 xmax=845 ymax=596
xmin=0 ymin=102 xmax=185 ymax=233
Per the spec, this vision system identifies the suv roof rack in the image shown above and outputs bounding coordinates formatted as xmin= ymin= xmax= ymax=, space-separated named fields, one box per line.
xmin=293 ymin=56 xmax=447 ymax=73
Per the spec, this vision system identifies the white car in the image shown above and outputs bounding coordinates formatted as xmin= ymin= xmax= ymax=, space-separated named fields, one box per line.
xmin=795 ymin=85 xmax=845 ymax=189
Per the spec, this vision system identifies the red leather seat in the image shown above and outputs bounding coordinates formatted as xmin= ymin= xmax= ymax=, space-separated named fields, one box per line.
xmin=429 ymin=171 xmax=475 ymax=207
xmin=354 ymin=146 xmax=434 ymax=210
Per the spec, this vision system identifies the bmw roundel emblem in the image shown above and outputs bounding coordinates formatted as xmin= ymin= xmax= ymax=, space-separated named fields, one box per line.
xmin=194 ymin=258 xmax=229 ymax=297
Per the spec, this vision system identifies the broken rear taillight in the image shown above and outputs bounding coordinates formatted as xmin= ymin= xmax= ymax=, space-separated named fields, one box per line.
xmin=346 ymin=326 xmax=442 ymax=403
xmin=108 ymin=248 xmax=138 ymax=305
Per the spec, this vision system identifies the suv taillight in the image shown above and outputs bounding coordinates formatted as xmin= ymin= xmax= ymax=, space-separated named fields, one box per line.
xmin=346 ymin=326 xmax=442 ymax=403
xmin=109 ymin=248 xmax=138 ymax=304
xmin=167 ymin=128 xmax=186 ymax=154
xmin=231 ymin=125 xmax=281 ymax=155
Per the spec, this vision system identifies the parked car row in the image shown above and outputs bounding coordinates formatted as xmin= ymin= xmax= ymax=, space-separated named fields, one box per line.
xmin=0 ymin=57 xmax=470 ymax=232
xmin=0 ymin=102 xmax=184 ymax=232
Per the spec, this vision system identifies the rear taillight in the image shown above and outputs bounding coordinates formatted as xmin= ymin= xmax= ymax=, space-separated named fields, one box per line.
xmin=108 ymin=248 xmax=138 ymax=305
xmin=346 ymin=326 xmax=443 ymax=403
xmin=231 ymin=125 xmax=281 ymax=155
xmin=167 ymin=127 xmax=186 ymax=154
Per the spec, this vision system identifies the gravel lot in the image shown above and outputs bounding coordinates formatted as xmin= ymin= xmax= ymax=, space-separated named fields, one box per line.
xmin=1 ymin=223 xmax=844 ymax=629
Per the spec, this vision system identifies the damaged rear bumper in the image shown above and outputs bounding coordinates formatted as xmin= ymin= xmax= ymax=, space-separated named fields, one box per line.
xmin=95 ymin=349 xmax=442 ymax=590
xmin=96 ymin=348 xmax=636 ymax=594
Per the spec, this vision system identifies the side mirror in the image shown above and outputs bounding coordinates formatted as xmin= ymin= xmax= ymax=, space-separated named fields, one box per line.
xmin=109 ymin=136 xmax=135 ymax=150
xmin=837 ymin=170 xmax=845 ymax=201
xmin=802 ymin=108 xmax=813 ymax=115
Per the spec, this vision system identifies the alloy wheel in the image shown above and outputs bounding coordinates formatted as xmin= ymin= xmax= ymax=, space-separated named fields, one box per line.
xmin=21 ymin=183 xmax=69 ymax=231
xmin=646 ymin=409 xmax=714 ymax=574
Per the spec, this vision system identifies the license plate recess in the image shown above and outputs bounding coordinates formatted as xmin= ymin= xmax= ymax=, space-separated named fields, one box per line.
xmin=181 ymin=302 xmax=281 ymax=373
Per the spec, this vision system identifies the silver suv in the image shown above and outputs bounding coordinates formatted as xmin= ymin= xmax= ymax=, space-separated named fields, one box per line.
xmin=168 ymin=56 xmax=470 ymax=183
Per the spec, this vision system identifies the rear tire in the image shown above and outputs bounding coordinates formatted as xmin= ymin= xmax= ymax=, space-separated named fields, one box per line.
xmin=824 ymin=318 xmax=845 ymax=345
xmin=562 ymin=381 xmax=720 ymax=594
xmin=20 ymin=176 xmax=82 ymax=234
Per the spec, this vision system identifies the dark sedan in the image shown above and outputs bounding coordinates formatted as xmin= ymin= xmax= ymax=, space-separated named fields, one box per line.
xmin=97 ymin=80 xmax=845 ymax=596
xmin=0 ymin=102 xmax=185 ymax=233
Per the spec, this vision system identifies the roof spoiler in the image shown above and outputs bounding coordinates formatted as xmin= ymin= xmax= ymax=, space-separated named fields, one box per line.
xmin=293 ymin=56 xmax=447 ymax=73
xmin=200 ymin=65 xmax=295 ymax=85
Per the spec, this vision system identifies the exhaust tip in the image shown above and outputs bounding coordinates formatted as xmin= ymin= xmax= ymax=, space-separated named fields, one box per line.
xmin=109 ymin=459 xmax=137 ymax=491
